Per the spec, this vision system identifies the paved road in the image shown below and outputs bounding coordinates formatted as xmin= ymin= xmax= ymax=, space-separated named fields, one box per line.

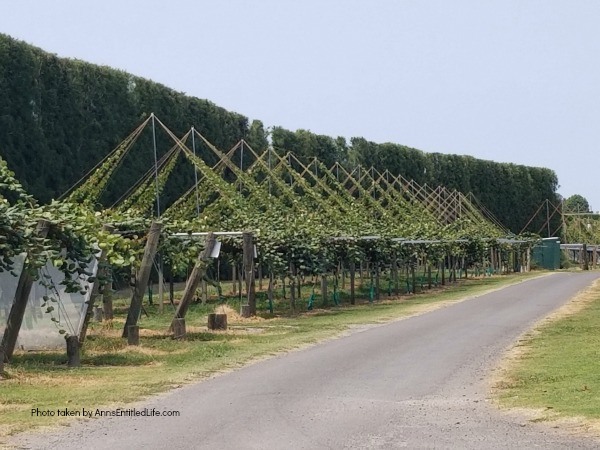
xmin=10 ymin=272 xmax=600 ymax=449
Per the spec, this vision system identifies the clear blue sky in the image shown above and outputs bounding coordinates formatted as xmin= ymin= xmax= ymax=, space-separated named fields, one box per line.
xmin=1 ymin=1 xmax=599 ymax=211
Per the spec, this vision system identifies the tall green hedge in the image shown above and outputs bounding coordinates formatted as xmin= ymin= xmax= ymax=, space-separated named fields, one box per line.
xmin=0 ymin=33 xmax=559 ymax=233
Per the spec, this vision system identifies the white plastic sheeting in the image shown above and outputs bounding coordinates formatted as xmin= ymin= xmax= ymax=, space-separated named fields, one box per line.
xmin=0 ymin=254 xmax=97 ymax=350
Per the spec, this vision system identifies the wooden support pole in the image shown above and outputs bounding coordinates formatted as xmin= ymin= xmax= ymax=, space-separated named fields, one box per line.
xmin=410 ymin=259 xmax=416 ymax=294
xmin=321 ymin=274 xmax=328 ymax=307
xmin=79 ymin=224 xmax=114 ymax=346
xmin=440 ymin=260 xmax=446 ymax=286
xmin=427 ymin=263 xmax=432 ymax=289
xmin=392 ymin=251 xmax=399 ymax=296
xmin=158 ymin=259 xmax=164 ymax=314
xmin=93 ymin=306 xmax=103 ymax=322
xmin=268 ymin=272 xmax=274 ymax=311
xmin=349 ymin=261 xmax=356 ymax=305
xmin=172 ymin=318 xmax=186 ymax=339
xmin=289 ymin=276 xmax=296 ymax=312
xmin=242 ymin=231 xmax=256 ymax=316
xmin=375 ymin=263 xmax=381 ymax=300
xmin=1 ymin=219 xmax=50 ymax=363
xmin=123 ymin=221 xmax=163 ymax=338
xmin=169 ymin=232 xmax=216 ymax=331
xmin=127 ymin=325 xmax=140 ymax=345
xmin=103 ymin=288 xmax=114 ymax=321
xmin=66 ymin=335 xmax=81 ymax=367
xmin=0 ymin=348 xmax=4 ymax=373
xmin=232 ymin=265 xmax=237 ymax=295
xmin=201 ymin=279 xmax=208 ymax=304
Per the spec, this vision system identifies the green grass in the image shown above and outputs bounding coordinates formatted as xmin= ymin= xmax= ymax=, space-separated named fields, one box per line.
xmin=0 ymin=272 xmax=540 ymax=438
xmin=495 ymin=278 xmax=600 ymax=422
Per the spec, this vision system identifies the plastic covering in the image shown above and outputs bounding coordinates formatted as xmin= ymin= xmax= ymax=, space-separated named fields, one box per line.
xmin=0 ymin=254 xmax=98 ymax=350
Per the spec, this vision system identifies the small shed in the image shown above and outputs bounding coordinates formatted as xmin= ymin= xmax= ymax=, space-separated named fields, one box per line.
xmin=532 ymin=237 xmax=561 ymax=270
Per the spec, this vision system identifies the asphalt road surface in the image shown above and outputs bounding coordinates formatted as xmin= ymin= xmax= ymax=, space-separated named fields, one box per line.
xmin=10 ymin=271 xmax=600 ymax=449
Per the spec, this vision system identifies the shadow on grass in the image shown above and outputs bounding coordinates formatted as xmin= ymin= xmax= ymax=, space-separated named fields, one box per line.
xmin=10 ymin=350 xmax=156 ymax=368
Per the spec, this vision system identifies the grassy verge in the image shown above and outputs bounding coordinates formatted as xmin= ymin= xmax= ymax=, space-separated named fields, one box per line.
xmin=1 ymin=272 xmax=540 ymax=438
xmin=493 ymin=277 xmax=600 ymax=427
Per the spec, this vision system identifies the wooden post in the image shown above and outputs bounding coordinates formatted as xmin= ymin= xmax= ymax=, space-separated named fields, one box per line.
xmin=440 ymin=260 xmax=446 ymax=286
xmin=172 ymin=318 xmax=186 ymax=339
xmin=340 ymin=261 xmax=346 ymax=290
xmin=201 ymin=279 xmax=208 ymax=304
xmin=289 ymin=276 xmax=296 ymax=312
xmin=127 ymin=325 xmax=140 ymax=345
xmin=0 ymin=347 xmax=5 ymax=373
xmin=359 ymin=262 xmax=364 ymax=288
xmin=375 ymin=263 xmax=381 ymax=300
xmin=66 ymin=335 xmax=80 ymax=367
xmin=268 ymin=272 xmax=274 ymax=312
xmin=427 ymin=264 xmax=432 ymax=289
xmin=238 ymin=264 xmax=243 ymax=299
xmin=93 ymin=306 xmax=103 ymax=322
xmin=349 ymin=261 xmax=356 ymax=305
xmin=232 ymin=265 xmax=237 ymax=295
xmin=240 ymin=305 xmax=251 ymax=318
xmin=1 ymin=219 xmax=50 ymax=363
xmin=169 ymin=232 xmax=216 ymax=331
xmin=158 ymin=260 xmax=164 ymax=314
xmin=242 ymin=231 xmax=256 ymax=315
xmin=207 ymin=313 xmax=227 ymax=330
xmin=391 ymin=251 xmax=399 ymax=296
xmin=258 ymin=264 xmax=263 ymax=291
xmin=103 ymin=267 xmax=114 ymax=320
xmin=79 ymin=224 xmax=114 ymax=346
xmin=321 ymin=274 xmax=328 ymax=307
xmin=583 ymin=243 xmax=589 ymax=271
xmin=123 ymin=221 xmax=163 ymax=338
xmin=410 ymin=259 xmax=416 ymax=294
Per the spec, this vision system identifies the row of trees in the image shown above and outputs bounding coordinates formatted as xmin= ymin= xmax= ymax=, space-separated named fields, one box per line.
xmin=0 ymin=33 xmax=559 ymax=233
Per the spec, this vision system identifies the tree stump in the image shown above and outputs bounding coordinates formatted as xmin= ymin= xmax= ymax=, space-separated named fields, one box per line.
xmin=127 ymin=325 xmax=140 ymax=346
xmin=208 ymin=314 xmax=228 ymax=330
xmin=173 ymin=318 xmax=186 ymax=339
xmin=66 ymin=336 xmax=80 ymax=367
